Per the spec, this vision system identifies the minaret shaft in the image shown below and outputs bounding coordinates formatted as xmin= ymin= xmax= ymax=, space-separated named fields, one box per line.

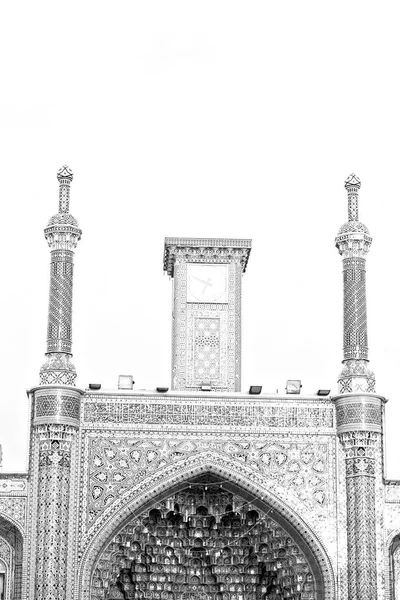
xmin=347 ymin=186 xmax=359 ymax=221
xmin=47 ymin=249 xmax=74 ymax=353
xmin=58 ymin=179 xmax=71 ymax=213
xmin=342 ymin=256 xmax=368 ymax=360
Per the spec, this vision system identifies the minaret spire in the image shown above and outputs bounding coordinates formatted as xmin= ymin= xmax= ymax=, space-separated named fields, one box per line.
xmin=335 ymin=173 xmax=375 ymax=393
xmin=39 ymin=165 xmax=82 ymax=385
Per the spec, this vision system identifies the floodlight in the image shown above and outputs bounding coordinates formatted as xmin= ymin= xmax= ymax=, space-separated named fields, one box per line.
xmin=156 ymin=387 xmax=169 ymax=393
xmin=286 ymin=380 xmax=302 ymax=394
xmin=201 ymin=382 xmax=212 ymax=392
xmin=317 ymin=389 xmax=331 ymax=396
xmin=249 ymin=386 xmax=262 ymax=395
xmin=89 ymin=383 xmax=101 ymax=390
xmin=118 ymin=375 xmax=134 ymax=390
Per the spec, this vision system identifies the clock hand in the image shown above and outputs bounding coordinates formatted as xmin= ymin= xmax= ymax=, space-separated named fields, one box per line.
xmin=192 ymin=276 xmax=213 ymax=287
xmin=202 ymin=278 xmax=212 ymax=294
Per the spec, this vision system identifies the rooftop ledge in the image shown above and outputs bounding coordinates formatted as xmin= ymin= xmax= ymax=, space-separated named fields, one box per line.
xmin=83 ymin=388 xmax=332 ymax=402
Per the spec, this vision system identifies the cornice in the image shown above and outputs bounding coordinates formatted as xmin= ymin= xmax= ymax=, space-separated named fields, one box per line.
xmin=164 ymin=237 xmax=252 ymax=276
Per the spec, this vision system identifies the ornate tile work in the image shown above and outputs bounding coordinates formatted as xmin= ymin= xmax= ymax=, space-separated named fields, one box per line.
xmin=83 ymin=397 xmax=335 ymax=429
xmin=80 ymin=431 xmax=336 ymax=555
xmin=186 ymin=311 xmax=228 ymax=389
xmin=39 ymin=352 xmax=77 ymax=386
xmin=339 ymin=430 xmax=380 ymax=599
xmin=163 ymin=240 xmax=252 ymax=277
xmin=385 ymin=483 xmax=400 ymax=504
xmin=31 ymin=423 xmax=78 ymax=600
xmin=78 ymin=445 xmax=336 ymax=600
xmin=194 ymin=317 xmax=221 ymax=382
xmin=0 ymin=536 xmax=11 ymax=566
xmin=0 ymin=499 xmax=26 ymax=530
xmin=342 ymin=257 xmax=368 ymax=361
xmin=33 ymin=389 xmax=81 ymax=425
xmin=335 ymin=396 xmax=382 ymax=433
xmin=46 ymin=250 xmax=74 ymax=354
xmin=0 ymin=479 xmax=27 ymax=494
xmin=374 ymin=437 xmax=386 ymax=600
xmin=0 ymin=536 xmax=12 ymax=600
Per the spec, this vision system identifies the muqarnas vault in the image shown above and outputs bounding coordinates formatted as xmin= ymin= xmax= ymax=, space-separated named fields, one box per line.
xmin=0 ymin=168 xmax=400 ymax=600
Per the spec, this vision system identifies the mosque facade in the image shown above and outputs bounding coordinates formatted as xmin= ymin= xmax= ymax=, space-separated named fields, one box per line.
xmin=0 ymin=167 xmax=400 ymax=600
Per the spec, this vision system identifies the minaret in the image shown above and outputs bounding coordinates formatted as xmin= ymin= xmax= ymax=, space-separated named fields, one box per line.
xmin=26 ymin=167 xmax=84 ymax=599
xmin=335 ymin=173 xmax=375 ymax=394
xmin=39 ymin=165 xmax=82 ymax=385
xmin=334 ymin=174 xmax=384 ymax=599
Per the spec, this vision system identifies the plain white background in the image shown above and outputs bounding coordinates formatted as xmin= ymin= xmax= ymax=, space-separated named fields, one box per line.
xmin=0 ymin=1 xmax=400 ymax=477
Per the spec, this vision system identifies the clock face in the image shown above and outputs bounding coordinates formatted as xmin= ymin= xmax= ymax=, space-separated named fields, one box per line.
xmin=187 ymin=264 xmax=228 ymax=303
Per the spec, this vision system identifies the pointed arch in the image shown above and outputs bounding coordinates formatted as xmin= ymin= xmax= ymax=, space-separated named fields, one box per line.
xmin=0 ymin=515 xmax=24 ymax=600
xmin=78 ymin=450 xmax=335 ymax=599
xmin=0 ymin=511 xmax=24 ymax=539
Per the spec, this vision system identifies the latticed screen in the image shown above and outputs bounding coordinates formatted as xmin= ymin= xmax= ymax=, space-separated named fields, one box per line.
xmin=91 ymin=484 xmax=316 ymax=599
xmin=194 ymin=318 xmax=221 ymax=384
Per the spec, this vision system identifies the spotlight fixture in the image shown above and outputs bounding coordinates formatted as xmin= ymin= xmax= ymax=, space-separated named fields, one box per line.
xmin=286 ymin=380 xmax=302 ymax=394
xmin=317 ymin=389 xmax=331 ymax=396
xmin=88 ymin=383 xmax=101 ymax=390
xmin=118 ymin=375 xmax=134 ymax=390
xmin=249 ymin=386 xmax=262 ymax=395
xmin=156 ymin=387 xmax=169 ymax=393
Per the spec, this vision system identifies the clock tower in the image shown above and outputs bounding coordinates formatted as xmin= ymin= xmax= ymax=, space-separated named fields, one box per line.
xmin=164 ymin=237 xmax=252 ymax=392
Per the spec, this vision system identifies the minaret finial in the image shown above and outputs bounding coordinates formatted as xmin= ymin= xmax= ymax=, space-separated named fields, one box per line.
xmin=344 ymin=173 xmax=361 ymax=222
xmin=57 ymin=165 xmax=73 ymax=214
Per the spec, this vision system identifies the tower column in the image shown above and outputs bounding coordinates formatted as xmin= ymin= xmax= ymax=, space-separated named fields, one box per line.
xmin=164 ymin=238 xmax=251 ymax=392
xmin=39 ymin=166 xmax=81 ymax=385
xmin=336 ymin=400 xmax=381 ymax=599
xmin=25 ymin=166 xmax=83 ymax=600
xmin=335 ymin=174 xmax=375 ymax=394
xmin=334 ymin=174 xmax=384 ymax=599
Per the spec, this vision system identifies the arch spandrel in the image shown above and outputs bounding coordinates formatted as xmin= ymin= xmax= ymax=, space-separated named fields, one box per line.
xmin=0 ymin=496 xmax=26 ymax=537
xmin=84 ymin=441 xmax=334 ymax=547
xmin=0 ymin=508 xmax=25 ymax=539
xmin=78 ymin=451 xmax=335 ymax=600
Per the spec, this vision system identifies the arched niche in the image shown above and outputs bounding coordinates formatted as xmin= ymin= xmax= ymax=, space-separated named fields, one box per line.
xmin=80 ymin=459 xmax=335 ymax=600
xmin=0 ymin=516 xmax=23 ymax=600
xmin=389 ymin=534 xmax=400 ymax=599
xmin=0 ymin=559 xmax=6 ymax=600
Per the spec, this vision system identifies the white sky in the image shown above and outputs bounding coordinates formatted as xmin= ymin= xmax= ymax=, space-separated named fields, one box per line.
xmin=1 ymin=1 xmax=400 ymax=477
